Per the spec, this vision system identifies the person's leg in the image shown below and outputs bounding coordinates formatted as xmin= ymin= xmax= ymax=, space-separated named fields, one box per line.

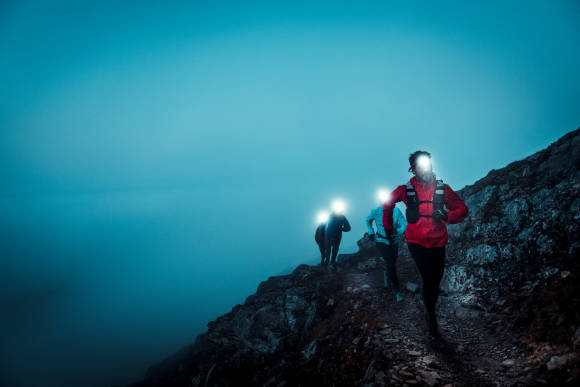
xmin=408 ymin=243 xmax=436 ymax=335
xmin=318 ymin=242 xmax=326 ymax=265
xmin=379 ymin=243 xmax=401 ymax=292
xmin=389 ymin=244 xmax=404 ymax=301
xmin=387 ymin=244 xmax=400 ymax=292
xmin=424 ymin=248 xmax=444 ymax=338
xmin=430 ymin=245 xmax=446 ymax=318
xmin=408 ymin=243 xmax=428 ymax=302
xmin=412 ymin=244 xmax=446 ymax=338
xmin=423 ymin=247 xmax=445 ymax=311
xmin=330 ymin=236 xmax=341 ymax=264
xmin=375 ymin=243 xmax=390 ymax=287
xmin=423 ymin=256 xmax=437 ymax=323
xmin=323 ymin=238 xmax=331 ymax=265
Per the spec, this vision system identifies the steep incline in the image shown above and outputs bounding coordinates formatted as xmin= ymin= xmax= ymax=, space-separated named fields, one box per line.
xmin=128 ymin=128 xmax=580 ymax=387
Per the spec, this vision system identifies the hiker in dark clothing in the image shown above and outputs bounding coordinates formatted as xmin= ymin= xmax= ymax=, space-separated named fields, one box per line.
xmin=324 ymin=201 xmax=351 ymax=266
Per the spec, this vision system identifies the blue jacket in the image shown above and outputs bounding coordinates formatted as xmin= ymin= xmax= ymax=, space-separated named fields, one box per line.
xmin=366 ymin=206 xmax=406 ymax=245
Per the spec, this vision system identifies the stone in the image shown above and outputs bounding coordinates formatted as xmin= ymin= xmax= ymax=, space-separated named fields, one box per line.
xmin=358 ymin=258 xmax=378 ymax=271
xmin=420 ymin=371 xmax=441 ymax=387
xmin=547 ymin=354 xmax=573 ymax=371
xmin=465 ymin=244 xmax=498 ymax=265
xmin=364 ymin=361 xmax=376 ymax=381
xmin=301 ymin=340 xmax=317 ymax=360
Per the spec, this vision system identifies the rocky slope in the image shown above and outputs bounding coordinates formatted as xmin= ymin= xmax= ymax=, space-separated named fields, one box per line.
xmin=128 ymin=128 xmax=580 ymax=387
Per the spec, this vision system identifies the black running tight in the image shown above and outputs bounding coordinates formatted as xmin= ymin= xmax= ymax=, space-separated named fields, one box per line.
xmin=376 ymin=242 xmax=400 ymax=292
xmin=407 ymin=243 xmax=445 ymax=320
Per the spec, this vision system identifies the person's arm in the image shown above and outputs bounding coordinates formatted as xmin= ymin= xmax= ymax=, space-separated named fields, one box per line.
xmin=382 ymin=185 xmax=406 ymax=231
xmin=365 ymin=209 xmax=377 ymax=235
xmin=444 ymin=184 xmax=468 ymax=224
xmin=394 ymin=207 xmax=407 ymax=236
xmin=341 ymin=216 xmax=351 ymax=232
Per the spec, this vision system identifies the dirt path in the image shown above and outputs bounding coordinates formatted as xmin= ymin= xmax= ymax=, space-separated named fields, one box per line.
xmin=343 ymin=251 xmax=538 ymax=387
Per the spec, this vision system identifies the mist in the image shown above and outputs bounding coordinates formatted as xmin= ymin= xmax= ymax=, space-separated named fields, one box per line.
xmin=1 ymin=1 xmax=579 ymax=386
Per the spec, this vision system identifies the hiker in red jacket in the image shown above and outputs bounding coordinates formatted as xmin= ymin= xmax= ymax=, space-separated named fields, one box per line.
xmin=382 ymin=150 xmax=468 ymax=339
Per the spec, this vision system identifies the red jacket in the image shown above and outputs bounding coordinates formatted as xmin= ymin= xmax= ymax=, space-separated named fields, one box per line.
xmin=382 ymin=177 xmax=468 ymax=248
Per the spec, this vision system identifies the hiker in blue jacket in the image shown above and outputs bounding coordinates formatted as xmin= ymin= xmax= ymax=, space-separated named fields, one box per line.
xmin=366 ymin=193 xmax=407 ymax=302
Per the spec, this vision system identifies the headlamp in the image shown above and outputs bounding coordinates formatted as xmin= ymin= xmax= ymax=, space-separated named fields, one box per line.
xmin=331 ymin=199 xmax=346 ymax=214
xmin=417 ymin=155 xmax=431 ymax=171
xmin=377 ymin=189 xmax=390 ymax=204
xmin=316 ymin=211 xmax=330 ymax=224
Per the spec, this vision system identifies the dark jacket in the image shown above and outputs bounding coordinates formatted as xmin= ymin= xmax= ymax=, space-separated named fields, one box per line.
xmin=315 ymin=223 xmax=326 ymax=245
xmin=325 ymin=213 xmax=351 ymax=239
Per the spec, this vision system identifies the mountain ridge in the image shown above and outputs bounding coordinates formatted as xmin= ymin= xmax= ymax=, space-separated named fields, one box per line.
xmin=128 ymin=128 xmax=580 ymax=387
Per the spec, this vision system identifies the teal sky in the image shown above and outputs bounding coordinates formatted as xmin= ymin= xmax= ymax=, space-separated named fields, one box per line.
xmin=1 ymin=0 xmax=579 ymax=195
xmin=1 ymin=1 xmax=579 ymax=386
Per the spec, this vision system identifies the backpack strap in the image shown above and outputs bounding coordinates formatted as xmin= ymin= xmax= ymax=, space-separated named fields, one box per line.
xmin=432 ymin=179 xmax=445 ymax=212
xmin=405 ymin=180 xmax=420 ymax=223
xmin=406 ymin=179 xmax=445 ymax=221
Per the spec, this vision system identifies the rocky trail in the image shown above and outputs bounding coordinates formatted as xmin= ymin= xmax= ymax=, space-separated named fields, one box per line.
xmin=130 ymin=129 xmax=580 ymax=387
xmin=133 ymin=240 xmax=578 ymax=387
xmin=283 ymin=247 xmax=549 ymax=387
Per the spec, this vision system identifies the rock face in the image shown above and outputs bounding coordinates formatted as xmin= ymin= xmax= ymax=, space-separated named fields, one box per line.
xmin=443 ymin=128 xmax=580 ymax=301
xmin=129 ymin=129 xmax=580 ymax=387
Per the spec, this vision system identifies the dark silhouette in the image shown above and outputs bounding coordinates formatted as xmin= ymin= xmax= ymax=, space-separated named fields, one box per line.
xmin=314 ymin=222 xmax=327 ymax=265
xmin=323 ymin=212 xmax=351 ymax=266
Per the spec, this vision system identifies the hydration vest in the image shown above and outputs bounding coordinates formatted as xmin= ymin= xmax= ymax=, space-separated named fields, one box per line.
xmin=405 ymin=179 xmax=445 ymax=224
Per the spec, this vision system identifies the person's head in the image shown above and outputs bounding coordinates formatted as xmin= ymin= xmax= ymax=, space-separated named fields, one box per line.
xmin=317 ymin=211 xmax=329 ymax=224
xmin=331 ymin=199 xmax=346 ymax=214
xmin=377 ymin=189 xmax=390 ymax=205
xmin=408 ymin=150 xmax=433 ymax=182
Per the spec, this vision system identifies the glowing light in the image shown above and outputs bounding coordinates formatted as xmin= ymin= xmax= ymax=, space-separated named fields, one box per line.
xmin=331 ymin=199 xmax=346 ymax=214
xmin=417 ymin=155 xmax=431 ymax=170
xmin=377 ymin=189 xmax=390 ymax=204
xmin=316 ymin=211 xmax=330 ymax=224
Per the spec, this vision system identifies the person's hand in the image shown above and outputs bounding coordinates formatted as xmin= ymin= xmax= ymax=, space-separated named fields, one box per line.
xmin=432 ymin=209 xmax=448 ymax=222
xmin=385 ymin=229 xmax=395 ymax=244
